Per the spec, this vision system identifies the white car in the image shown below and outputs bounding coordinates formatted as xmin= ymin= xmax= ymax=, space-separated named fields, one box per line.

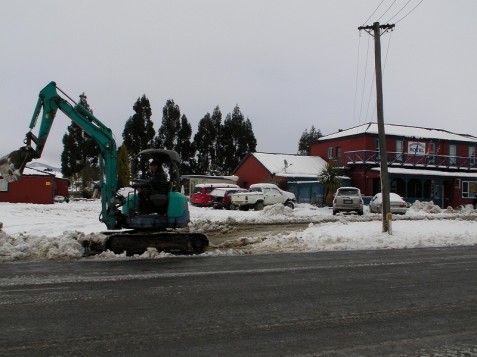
xmin=230 ymin=183 xmax=296 ymax=211
xmin=369 ymin=192 xmax=408 ymax=214
xmin=332 ymin=187 xmax=364 ymax=215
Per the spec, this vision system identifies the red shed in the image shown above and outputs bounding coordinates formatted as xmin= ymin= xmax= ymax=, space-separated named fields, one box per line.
xmin=232 ymin=152 xmax=327 ymax=189
xmin=0 ymin=165 xmax=69 ymax=204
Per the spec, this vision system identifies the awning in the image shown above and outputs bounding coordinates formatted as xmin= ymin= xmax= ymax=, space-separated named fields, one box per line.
xmin=371 ymin=167 xmax=477 ymax=179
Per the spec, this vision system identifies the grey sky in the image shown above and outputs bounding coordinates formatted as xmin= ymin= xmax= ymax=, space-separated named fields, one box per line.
xmin=1 ymin=0 xmax=476 ymax=167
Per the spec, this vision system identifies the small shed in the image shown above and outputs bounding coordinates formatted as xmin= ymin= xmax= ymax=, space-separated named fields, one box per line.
xmin=181 ymin=174 xmax=239 ymax=196
xmin=0 ymin=164 xmax=69 ymax=204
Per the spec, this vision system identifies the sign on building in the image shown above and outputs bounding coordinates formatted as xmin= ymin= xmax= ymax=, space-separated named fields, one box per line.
xmin=408 ymin=141 xmax=426 ymax=155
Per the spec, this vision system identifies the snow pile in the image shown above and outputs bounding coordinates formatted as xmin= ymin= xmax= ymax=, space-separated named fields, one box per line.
xmin=409 ymin=200 xmax=442 ymax=214
xmin=1 ymin=200 xmax=477 ymax=262
xmin=0 ymin=230 xmax=84 ymax=261
xmin=239 ymin=219 xmax=477 ymax=254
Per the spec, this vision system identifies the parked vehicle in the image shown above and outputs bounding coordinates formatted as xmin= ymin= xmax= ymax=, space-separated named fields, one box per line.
xmin=369 ymin=192 xmax=408 ymax=214
xmin=332 ymin=187 xmax=363 ymax=215
xmin=190 ymin=183 xmax=239 ymax=207
xmin=230 ymin=183 xmax=296 ymax=211
xmin=210 ymin=187 xmax=247 ymax=209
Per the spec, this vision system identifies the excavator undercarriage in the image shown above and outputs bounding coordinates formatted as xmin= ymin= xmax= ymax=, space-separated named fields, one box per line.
xmin=83 ymin=230 xmax=209 ymax=256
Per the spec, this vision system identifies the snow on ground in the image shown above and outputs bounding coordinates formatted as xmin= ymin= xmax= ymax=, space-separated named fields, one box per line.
xmin=0 ymin=200 xmax=476 ymax=262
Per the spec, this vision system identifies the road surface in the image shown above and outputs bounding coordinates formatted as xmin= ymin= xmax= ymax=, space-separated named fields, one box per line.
xmin=1 ymin=246 xmax=477 ymax=356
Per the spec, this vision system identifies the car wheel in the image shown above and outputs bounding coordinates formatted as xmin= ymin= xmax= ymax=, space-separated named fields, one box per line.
xmin=239 ymin=205 xmax=249 ymax=211
xmin=254 ymin=202 xmax=264 ymax=211
xmin=332 ymin=209 xmax=338 ymax=215
xmin=284 ymin=201 xmax=295 ymax=209
xmin=358 ymin=210 xmax=363 ymax=215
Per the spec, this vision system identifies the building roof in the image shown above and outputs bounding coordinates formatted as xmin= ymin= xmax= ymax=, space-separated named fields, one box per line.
xmin=319 ymin=122 xmax=477 ymax=143
xmin=23 ymin=162 xmax=63 ymax=178
xmin=250 ymin=152 xmax=328 ymax=178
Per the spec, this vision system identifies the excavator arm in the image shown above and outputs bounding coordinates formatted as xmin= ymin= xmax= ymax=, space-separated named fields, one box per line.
xmin=0 ymin=81 xmax=123 ymax=229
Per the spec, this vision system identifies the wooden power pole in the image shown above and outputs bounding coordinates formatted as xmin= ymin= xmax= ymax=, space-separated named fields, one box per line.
xmin=358 ymin=22 xmax=395 ymax=233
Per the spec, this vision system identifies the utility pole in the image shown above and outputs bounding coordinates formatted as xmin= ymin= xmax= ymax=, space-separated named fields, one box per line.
xmin=358 ymin=22 xmax=395 ymax=233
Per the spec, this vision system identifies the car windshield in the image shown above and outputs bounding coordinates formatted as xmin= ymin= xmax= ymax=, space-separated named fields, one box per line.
xmin=210 ymin=189 xmax=226 ymax=197
xmin=337 ymin=189 xmax=359 ymax=196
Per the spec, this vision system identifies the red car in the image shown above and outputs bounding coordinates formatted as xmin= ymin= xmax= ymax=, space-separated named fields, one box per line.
xmin=210 ymin=188 xmax=247 ymax=209
xmin=190 ymin=183 xmax=239 ymax=207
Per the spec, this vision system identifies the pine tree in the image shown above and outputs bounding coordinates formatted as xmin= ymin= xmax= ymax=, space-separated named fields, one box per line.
xmin=155 ymin=100 xmax=197 ymax=174
xmin=194 ymin=111 xmax=218 ymax=174
xmin=176 ymin=114 xmax=196 ymax=174
xmin=156 ymin=99 xmax=181 ymax=150
xmin=210 ymin=106 xmax=223 ymax=173
xmin=61 ymin=92 xmax=99 ymax=194
xmin=117 ymin=144 xmax=131 ymax=188
xmin=122 ymin=95 xmax=155 ymax=177
xmin=298 ymin=125 xmax=322 ymax=155
xmin=219 ymin=105 xmax=257 ymax=174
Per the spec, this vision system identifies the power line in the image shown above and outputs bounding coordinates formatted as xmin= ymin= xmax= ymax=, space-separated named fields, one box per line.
xmin=365 ymin=31 xmax=393 ymax=123
xmin=362 ymin=0 xmax=386 ymax=26
xmin=395 ymin=0 xmax=424 ymax=24
xmin=352 ymin=33 xmax=362 ymax=126
xmin=386 ymin=0 xmax=413 ymax=23
xmin=377 ymin=0 xmax=398 ymax=22
xmin=358 ymin=35 xmax=372 ymax=124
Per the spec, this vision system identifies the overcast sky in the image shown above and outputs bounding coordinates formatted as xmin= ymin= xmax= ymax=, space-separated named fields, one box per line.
xmin=1 ymin=0 xmax=476 ymax=167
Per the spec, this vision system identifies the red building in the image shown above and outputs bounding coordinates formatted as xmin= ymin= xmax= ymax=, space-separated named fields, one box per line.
xmin=310 ymin=123 xmax=477 ymax=208
xmin=232 ymin=152 xmax=327 ymax=188
xmin=231 ymin=152 xmax=330 ymax=204
xmin=0 ymin=166 xmax=69 ymax=204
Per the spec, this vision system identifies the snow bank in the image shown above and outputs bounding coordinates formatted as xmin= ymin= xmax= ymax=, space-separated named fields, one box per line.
xmin=1 ymin=200 xmax=477 ymax=262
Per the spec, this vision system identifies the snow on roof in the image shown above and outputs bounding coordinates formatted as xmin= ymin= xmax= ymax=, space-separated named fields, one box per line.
xmin=23 ymin=163 xmax=63 ymax=178
xmin=371 ymin=167 xmax=477 ymax=178
xmin=252 ymin=152 xmax=327 ymax=178
xmin=319 ymin=122 xmax=477 ymax=143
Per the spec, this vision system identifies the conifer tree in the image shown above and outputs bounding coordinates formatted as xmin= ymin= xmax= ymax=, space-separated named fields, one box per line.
xmin=61 ymin=92 xmax=99 ymax=195
xmin=156 ymin=99 xmax=180 ymax=150
xmin=194 ymin=106 xmax=224 ymax=175
xmin=122 ymin=95 xmax=155 ymax=177
xmin=155 ymin=100 xmax=196 ymax=174
xmin=210 ymin=106 xmax=223 ymax=173
xmin=117 ymin=144 xmax=131 ymax=188
xmin=176 ymin=114 xmax=196 ymax=174
xmin=298 ymin=125 xmax=322 ymax=155
xmin=194 ymin=113 xmax=214 ymax=174
xmin=219 ymin=105 xmax=257 ymax=174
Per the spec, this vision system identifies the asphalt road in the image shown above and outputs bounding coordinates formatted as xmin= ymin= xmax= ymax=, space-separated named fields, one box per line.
xmin=1 ymin=246 xmax=477 ymax=356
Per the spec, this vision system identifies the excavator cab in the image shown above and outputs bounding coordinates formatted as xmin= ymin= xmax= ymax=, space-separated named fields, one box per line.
xmin=106 ymin=148 xmax=209 ymax=255
xmin=121 ymin=149 xmax=190 ymax=229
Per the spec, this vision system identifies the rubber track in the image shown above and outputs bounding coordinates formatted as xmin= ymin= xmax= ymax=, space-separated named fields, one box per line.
xmin=104 ymin=231 xmax=209 ymax=256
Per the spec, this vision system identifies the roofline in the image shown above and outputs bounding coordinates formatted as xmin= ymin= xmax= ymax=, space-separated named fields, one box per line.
xmin=318 ymin=122 xmax=477 ymax=142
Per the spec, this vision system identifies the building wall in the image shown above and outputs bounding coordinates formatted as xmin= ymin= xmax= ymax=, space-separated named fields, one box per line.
xmin=233 ymin=155 xmax=273 ymax=188
xmin=0 ymin=176 xmax=69 ymax=204
xmin=311 ymin=132 xmax=477 ymax=208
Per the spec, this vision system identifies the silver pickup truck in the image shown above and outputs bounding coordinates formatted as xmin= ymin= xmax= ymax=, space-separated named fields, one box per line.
xmin=229 ymin=183 xmax=296 ymax=211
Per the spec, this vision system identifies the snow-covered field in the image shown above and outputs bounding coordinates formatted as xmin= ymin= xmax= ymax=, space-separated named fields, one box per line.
xmin=1 ymin=200 xmax=476 ymax=262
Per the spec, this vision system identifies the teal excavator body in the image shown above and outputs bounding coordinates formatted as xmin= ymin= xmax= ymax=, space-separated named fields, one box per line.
xmin=0 ymin=82 xmax=208 ymax=255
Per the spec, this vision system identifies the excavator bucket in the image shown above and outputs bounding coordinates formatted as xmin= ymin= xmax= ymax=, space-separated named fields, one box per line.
xmin=0 ymin=146 xmax=35 ymax=182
